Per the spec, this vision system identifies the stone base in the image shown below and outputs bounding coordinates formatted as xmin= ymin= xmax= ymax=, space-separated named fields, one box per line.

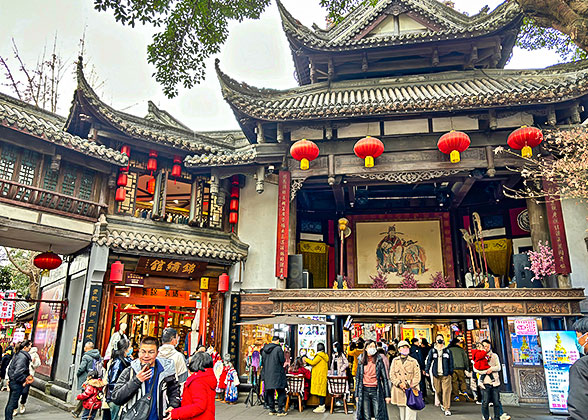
xmin=500 ymin=392 xmax=520 ymax=407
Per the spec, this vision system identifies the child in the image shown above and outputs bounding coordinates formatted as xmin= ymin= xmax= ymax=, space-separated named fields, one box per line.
xmin=75 ymin=370 xmax=105 ymax=420
xmin=472 ymin=343 xmax=494 ymax=389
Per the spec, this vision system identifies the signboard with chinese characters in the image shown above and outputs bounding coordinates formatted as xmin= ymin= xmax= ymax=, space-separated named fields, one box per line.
xmin=0 ymin=291 xmax=16 ymax=321
xmin=33 ymin=280 xmax=65 ymax=377
xmin=227 ymin=294 xmax=240 ymax=364
xmin=82 ymin=285 xmax=103 ymax=347
xmin=135 ymin=257 xmax=206 ymax=278
xmin=200 ymin=277 xmax=209 ymax=290
xmin=514 ymin=318 xmax=538 ymax=336
xmin=543 ymin=181 xmax=572 ymax=274
xmin=539 ymin=331 xmax=581 ymax=414
xmin=125 ymin=273 xmax=144 ymax=287
xmin=275 ymin=170 xmax=291 ymax=278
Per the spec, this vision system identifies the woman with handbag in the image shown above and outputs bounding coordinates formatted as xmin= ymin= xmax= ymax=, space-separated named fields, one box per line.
xmin=389 ymin=340 xmax=422 ymax=420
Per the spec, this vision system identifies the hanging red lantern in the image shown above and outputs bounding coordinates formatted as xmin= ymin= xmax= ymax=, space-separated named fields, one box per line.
xmin=110 ymin=261 xmax=124 ymax=283
xmin=230 ymin=187 xmax=239 ymax=198
xmin=230 ymin=199 xmax=239 ymax=211
xmin=115 ymin=187 xmax=126 ymax=202
xmin=507 ymin=126 xmax=543 ymax=158
xmin=34 ymin=251 xmax=62 ymax=270
xmin=147 ymin=150 xmax=158 ymax=174
xmin=147 ymin=177 xmax=156 ymax=195
xmin=120 ymin=145 xmax=131 ymax=172
xmin=290 ymin=139 xmax=319 ymax=170
xmin=218 ymin=273 xmax=229 ymax=293
xmin=231 ymin=175 xmax=240 ymax=186
xmin=229 ymin=212 xmax=238 ymax=224
xmin=354 ymin=136 xmax=384 ymax=168
xmin=117 ymin=172 xmax=128 ymax=187
xmin=437 ymin=131 xmax=471 ymax=163
xmin=171 ymin=155 xmax=182 ymax=179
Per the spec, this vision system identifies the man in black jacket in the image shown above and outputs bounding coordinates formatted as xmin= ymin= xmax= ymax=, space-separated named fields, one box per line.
xmin=261 ymin=336 xmax=287 ymax=416
xmin=568 ymin=317 xmax=588 ymax=420
xmin=425 ymin=334 xmax=454 ymax=416
xmin=112 ymin=336 xmax=180 ymax=420
xmin=4 ymin=340 xmax=32 ymax=420
xmin=410 ymin=337 xmax=427 ymax=400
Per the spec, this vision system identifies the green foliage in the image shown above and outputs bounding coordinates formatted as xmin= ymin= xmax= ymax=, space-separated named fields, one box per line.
xmin=0 ymin=265 xmax=31 ymax=296
xmin=516 ymin=17 xmax=587 ymax=62
xmin=319 ymin=0 xmax=371 ymax=25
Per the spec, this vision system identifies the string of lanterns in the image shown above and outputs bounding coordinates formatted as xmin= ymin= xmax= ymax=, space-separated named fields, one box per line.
xmin=115 ymin=145 xmax=131 ymax=202
xmin=229 ymin=175 xmax=240 ymax=226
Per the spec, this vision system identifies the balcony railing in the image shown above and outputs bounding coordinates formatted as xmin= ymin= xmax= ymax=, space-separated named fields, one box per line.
xmin=0 ymin=179 xmax=106 ymax=221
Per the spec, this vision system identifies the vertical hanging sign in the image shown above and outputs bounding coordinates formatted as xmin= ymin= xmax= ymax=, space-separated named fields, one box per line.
xmin=543 ymin=181 xmax=571 ymax=274
xmin=275 ymin=170 xmax=291 ymax=278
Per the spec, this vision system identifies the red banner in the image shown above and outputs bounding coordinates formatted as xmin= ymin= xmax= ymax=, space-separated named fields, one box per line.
xmin=543 ymin=181 xmax=571 ymax=274
xmin=275 ymin=171 xmax=291 ymax=278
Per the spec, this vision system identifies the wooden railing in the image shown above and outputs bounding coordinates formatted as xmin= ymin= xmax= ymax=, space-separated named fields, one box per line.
xmin=0 ymin=179 xmax=106 ymax=221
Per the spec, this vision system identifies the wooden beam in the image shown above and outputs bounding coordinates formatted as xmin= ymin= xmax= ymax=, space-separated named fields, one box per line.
xmin=451 ymin=176 xmax=476 ymax=208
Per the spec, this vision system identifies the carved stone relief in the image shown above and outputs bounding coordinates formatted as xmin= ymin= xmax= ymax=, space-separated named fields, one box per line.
xmin=518 ymin=369 xmax=547 ymax=399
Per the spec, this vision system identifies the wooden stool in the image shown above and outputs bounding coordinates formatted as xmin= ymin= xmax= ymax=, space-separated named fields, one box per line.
xmin=327 ymin=376 xmax=349 ymax=414
xmin=285 ymin=374 xmax=304 ymax=412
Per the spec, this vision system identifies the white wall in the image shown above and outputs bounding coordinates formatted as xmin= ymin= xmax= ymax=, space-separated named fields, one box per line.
xmin=238 ymin=176 xmax=278 ymax=290
xmin=561 ymin=200 xmax=588 ymax=312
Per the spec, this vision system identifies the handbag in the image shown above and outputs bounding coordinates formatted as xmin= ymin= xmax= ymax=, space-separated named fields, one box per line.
xmin=120 ymin=368 xmax=158 ymax=420
xmin=405 ymin=387 xmax=425 ymax=411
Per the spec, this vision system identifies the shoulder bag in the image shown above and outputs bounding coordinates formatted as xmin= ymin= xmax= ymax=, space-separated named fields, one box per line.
xmin=120 ymin=367 xmax=158 ymax=420
xmin=405 ymin=387 xmax=425 ymax=411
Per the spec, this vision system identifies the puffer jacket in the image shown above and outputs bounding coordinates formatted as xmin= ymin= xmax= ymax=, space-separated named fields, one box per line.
xmin=76 ymin=378 xmax=105 ymax=410
xmin=106 ymin=356 xmax=131 ymax=401
xmin=7 ymin=350 xmax=31 ymax=384
xmin=306 ymin=351 xmax=329 ymax=397
xmin=170 ymin=368 xmax=216 ymax=420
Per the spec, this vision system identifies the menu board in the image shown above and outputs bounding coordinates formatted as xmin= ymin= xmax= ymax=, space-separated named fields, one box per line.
xmin=298 ymin=315 xmax=327 ymax=358
xmin=539 ymin=331 xmax=581 ymax=414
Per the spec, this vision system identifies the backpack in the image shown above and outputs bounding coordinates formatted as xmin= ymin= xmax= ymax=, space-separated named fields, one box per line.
xmin=91 ymin=357 xmax=104 ymax=377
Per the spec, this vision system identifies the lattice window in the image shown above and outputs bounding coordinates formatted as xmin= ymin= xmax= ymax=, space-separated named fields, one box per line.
xmin=208 ymin=194 xmax=224 ymax=229
xmin=42 ymin=157 xmax=59 ymax=191
xmin=17 ymin=150 xmax=39 ymax=186
xmin=57 ymin=164 xmax=77 ymax=211
xmin=78 ymin=170 xmax=94 ymax=200
xmin=0 ymin=144 xmax=17 ymax=181
xmin=189 ymin=178 xmax=224 ymax=230
xmin=117 ymin=171 xmax=137 ymax=215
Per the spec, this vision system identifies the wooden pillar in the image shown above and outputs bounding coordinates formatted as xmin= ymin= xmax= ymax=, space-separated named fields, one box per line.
xmin=526 ymin=198 xmax=550 ymax=250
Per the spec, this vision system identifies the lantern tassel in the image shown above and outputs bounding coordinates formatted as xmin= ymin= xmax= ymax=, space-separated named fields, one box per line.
xmin=300 ymin=158 xmax=310 ymax=170
xmin=450 ymin=150 xmax=460 ymax=163
xmin=365 ymin=156 xmax=375 ymax=168
xmin=522 ymin=145 xmax=532 ymax=158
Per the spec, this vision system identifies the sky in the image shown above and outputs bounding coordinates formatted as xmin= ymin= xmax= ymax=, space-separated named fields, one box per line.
xmin=0 ymin=0 xmax=562 ymax=132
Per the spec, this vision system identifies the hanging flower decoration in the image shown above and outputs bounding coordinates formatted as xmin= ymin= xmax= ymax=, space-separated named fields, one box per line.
xmin=437 ymin=131 xmax=470 ymax=163
xmin=507 ymin=126 xmax=543 ymax=158
xmin=400 ymin=271 xmax=418 ymax=289
xmin=527 ymin=241 xmax=556 ymax=283
xmin=290 ymin=139 xmax=319 ymax=170
xmin=354 ymin=136 xmax=384 ymax=168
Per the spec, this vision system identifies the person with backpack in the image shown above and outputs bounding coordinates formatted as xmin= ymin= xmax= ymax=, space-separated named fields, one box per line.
xmin=111 ymin=336 xmax=181 ymax=420
xmin=17 ymin=345 xmax=41 ymax=414
xmin=4 ymin=340 xmax=33 ymax=420
xmin=72 ymin=342 xmax=103 ymax=418
xmin=76 ymin=370 xmax=105 ymax=420
xmin=106 ymin=338 xmax=132 ymax=420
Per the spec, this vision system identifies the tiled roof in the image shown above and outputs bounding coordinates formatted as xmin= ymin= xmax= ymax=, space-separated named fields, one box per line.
xmin=0 ymin=92 xmax=128 ymax=165
xmin=67 ymin=58 xmax=231 ymax=155
xmin=278 ymin=0 xmax=521 ymax=51
xmin=216 ymin=60 xmax=588 ymax=121
xmin=145 ymin=100 xmax=192 ymax=131
xmin=185 ymin=146 xmax=257 ymax=167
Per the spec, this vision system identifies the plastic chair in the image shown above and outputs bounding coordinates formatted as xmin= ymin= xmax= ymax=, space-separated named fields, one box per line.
xmin=285 ymin=374 xmax=305 ymax=412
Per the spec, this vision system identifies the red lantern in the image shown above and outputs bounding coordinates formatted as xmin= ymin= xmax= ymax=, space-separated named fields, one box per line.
xmin=290 ymin=139 xmax=319 ymax=170
xmin=110 ymin=261 xmax=124 ymax=283
xmin=231 ymin=175 xmax=240 ymax=186
xmin=437 ymin=131 xmax=471 ymax=163
xmin=33 ymin=251 xmax=62 ymax=270
xmin=115 ymin=187 xmax=126 ymax=202
xmin=507 ymin=126 xmax=543 ymax=158
xmin=218 ymin=273 xmax=229 ymax=293
xmin=117 ymin=172 xmax=128 ymax=187
xmin=147 ymin=150 xmax=158 ymax=174
xmin=229 ymin=212 xmax=238 ymax=224
xmin=354 ymin=136 xmax=384 ymax=168
xmin=171 ymin=155 xmax=182 ymax=179
xmin=147 ymin=177 xmax=156 ymax=195
xmin=120 ymin=145 xmax=131 ymax=172
xmin=230 ymin=187 xmax=239 ymax=198
xmin=230 ymin=199 xmax=239 ymax=211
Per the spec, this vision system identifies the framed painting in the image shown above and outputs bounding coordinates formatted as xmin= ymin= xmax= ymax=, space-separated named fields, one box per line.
xmin=346 ymin=213 xmax=455 ymax=287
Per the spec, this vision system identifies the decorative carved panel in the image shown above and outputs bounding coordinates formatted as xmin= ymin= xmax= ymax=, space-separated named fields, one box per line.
xmin=358 ymin=302 xmax=397 ymax=313
xmin=518 ymin=369 xmax=547 ymax=399
xmin=439 ymin=302 xmax=481 ymax=314
xmin=399 ymin=301 xmax=438 ymax=314
xmin=526 ymin=301 xmax=569 ymax=315
xmin=282 ymin=301 xmax=319 ymax=313
xmin=239 ymin=293 xmax=273 ymax=318
xmin=320 ymin=302 xmax=357 ymax=314
xmin=482 ymin=302 xmax=525 ymax=314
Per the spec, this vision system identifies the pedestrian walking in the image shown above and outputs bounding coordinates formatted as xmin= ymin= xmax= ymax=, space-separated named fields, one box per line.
xmin=409 ymin=338 xmax=427 ymax=401
xmin=389 ymin=340 xmax=421 ymax=420
xmin=448 ymin=337 xmax=471 ymax=402
xmin=75 ymin=370 xmax=105 ymax=420
xmin=4 ymin=340 xmax=33 ymax=420
xmin=106 ymin=338 xmax=132 ymax=420
xmin=17 ymin=345 xmax=40 ymax=414
xmin=260 ymin=336 xmax=287 ymax=416
xmin=347 ymin=338 xmax=364 ymax=379
xmin=304 ymin=342 xmax=329 ymax=413
xmin=111 ymin=336 xmax=181 ymax=420
xmin=166 ymin=352 xmax=216 ymax=420
xmin=474 ymin=339 xmax=510 ymax=420
xmin=355 ymin=340 xmax=391 ymax=420
xmin=425 ymin=334 xmax=454 ymax=416
xmin=0 ymin=345 xmax=13 ymax=391
xmin=159 ymin=328 xmax=189 ymax=384
xmin=72 ymin=341 xmax=103 ymax=418
xmin=568 ymin=316 xmax=588 ymax=420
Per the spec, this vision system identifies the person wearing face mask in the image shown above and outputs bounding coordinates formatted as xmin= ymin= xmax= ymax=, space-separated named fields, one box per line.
xmin=105 ymin=338 xmax=133 ymax=420
xmin=330 ymin=342 xmax=349 ymax=377
xmin=424 ymin=334 xmax=454 ymax=416
xmin=389 ymin=341 xmax=421 ymax=420
xmin=355 ymin=340 xmax=391 ymax=420
xmin=568 ymin=317 xmax=588 ymax=420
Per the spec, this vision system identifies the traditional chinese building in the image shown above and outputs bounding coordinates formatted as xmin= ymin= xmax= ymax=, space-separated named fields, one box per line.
xmin=206 ymin=0 xmax=588 ymax=404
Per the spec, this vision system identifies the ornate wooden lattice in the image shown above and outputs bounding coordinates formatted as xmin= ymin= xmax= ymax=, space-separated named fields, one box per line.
xmin=15 ymin=150 xmax=39 ymax=201
xmin=42 ymin=157 xmax=59 ymax=191
xmin=117 ymin=171 xmax=137 ymax=215
xmin=0 ymin=144 xmax=17 ymax=187
xmin=191 ymin=177 xmax=224 ymax=229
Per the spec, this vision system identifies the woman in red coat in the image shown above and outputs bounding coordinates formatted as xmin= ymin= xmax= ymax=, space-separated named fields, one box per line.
xmin=288 ymin=357 xmax=311 ymax=402
xmin=166 ymin=352 xmax=216 ymax=420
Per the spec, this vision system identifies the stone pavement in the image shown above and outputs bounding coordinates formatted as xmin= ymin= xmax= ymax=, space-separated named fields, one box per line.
xmin=0 ymin=388 xmax=65 ymax=419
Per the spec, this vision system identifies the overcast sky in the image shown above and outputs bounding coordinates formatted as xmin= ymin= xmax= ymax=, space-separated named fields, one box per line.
xmin=0 ymin=0 xmax=562 ymax=132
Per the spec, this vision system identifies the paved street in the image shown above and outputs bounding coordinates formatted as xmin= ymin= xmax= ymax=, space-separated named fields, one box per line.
xmin=0 ymin=390 xmax=561 ymax=420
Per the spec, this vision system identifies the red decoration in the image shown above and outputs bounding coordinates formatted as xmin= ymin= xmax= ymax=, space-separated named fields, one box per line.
xmin=231 ymin=187 xmax=239 ymax=198
xmin=120 ymin=145 xmax=131 ymax=172
xmin=147 ymin=150 xmax=158 ymax=174
xmin=110 ymin=261 xmax=124 ymax=283
xmin=218 ymin=273 xmax=229 ymax=293
xmin=290 ymin=139 xmax=319 ymax=170
xmin=231 ymin=175 xmax=240 ymax=186
xmin=171 ymin=155 xmax=182 ymax=179
xmin=354 ymin=136 xmax=384 ymax=168
xmin=147 ymin=177 xmax=156 ymax=195
xmin=117 ymin=172 xmax=128 ymax=187
xmin=230 ymin=198 xmax=239 ymax=211
xmin=437 ymin=131 xmax=471 ymax=163
xmin=33 ymin=251 xmax=62 ymax=270
xmin=229 ymin=212 xmax=238 ymax=224
xmin=507 ymin=126 xmax=543 ymax=158
xmin=115 ymin=187 xmax=126 ymax=202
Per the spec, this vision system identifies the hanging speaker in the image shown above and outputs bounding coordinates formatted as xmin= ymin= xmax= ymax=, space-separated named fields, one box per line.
xmin=287 ymin=254 xmax=304 ymax=289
